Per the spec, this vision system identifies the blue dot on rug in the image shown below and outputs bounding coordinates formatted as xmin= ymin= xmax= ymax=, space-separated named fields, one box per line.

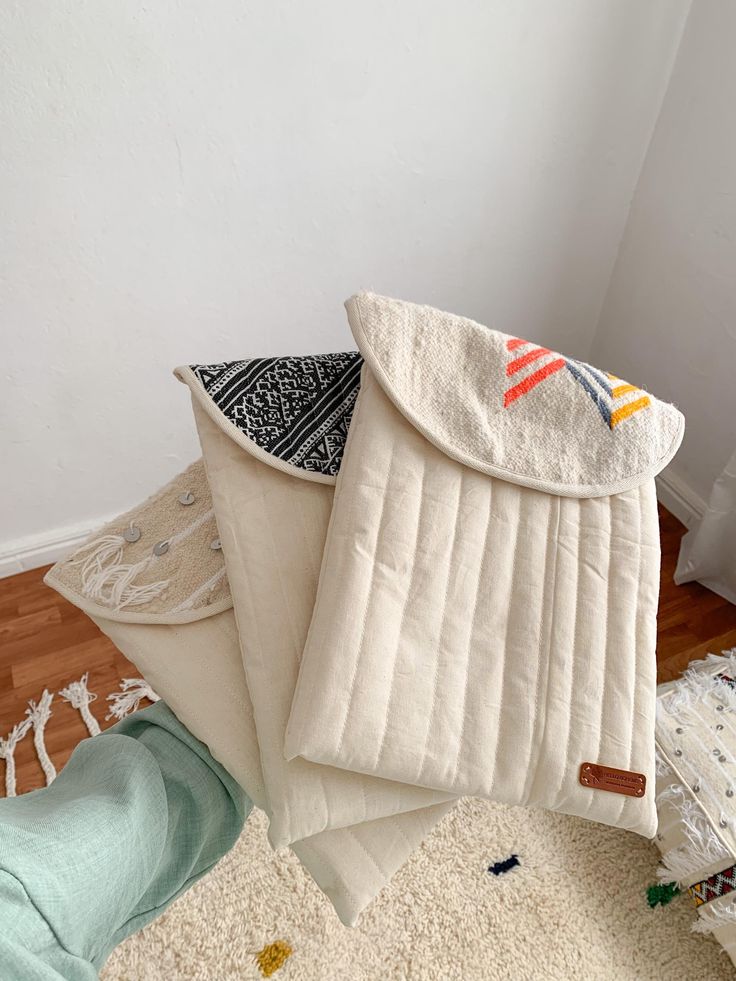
xmin=488 ymin=854 xmax=520 ymax=876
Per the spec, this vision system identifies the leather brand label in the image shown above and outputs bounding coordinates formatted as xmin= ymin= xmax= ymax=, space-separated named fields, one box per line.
xmin=579 ymin=762 xmax=646 ymax=798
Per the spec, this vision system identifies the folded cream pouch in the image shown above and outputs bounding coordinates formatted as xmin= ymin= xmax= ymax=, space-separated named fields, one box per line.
xmin=44 ymin=460 xmax=452 ymax=926
xmin=175 ymin=357 xmax=452 ymax=849
xmin=286 ymin=292 xmax=685 ymax=838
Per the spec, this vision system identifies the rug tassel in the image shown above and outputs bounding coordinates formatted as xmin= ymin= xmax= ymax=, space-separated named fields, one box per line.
xmin=25 ymin=690 xmax=56 ymax=785
xmin=106 ymin=678 xmax=160 ymax=721
xmin=0 ymin=718 xmax=33 ymax=798
xmin=59 ymin=673 xmax=101 ymax=737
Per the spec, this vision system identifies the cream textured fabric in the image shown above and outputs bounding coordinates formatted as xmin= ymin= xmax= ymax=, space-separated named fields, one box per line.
xmin=286 ymin=293 xmax=684 ymax=838
xmin=45 ymin=464 xmax=450 ymax=926
xmin=347 ymin=292 xmax=684 ymax=497
xmin=184 ymin=389 xmax=451 ymax=849
xmin=45 ymin=459 xmax=230 ymax=624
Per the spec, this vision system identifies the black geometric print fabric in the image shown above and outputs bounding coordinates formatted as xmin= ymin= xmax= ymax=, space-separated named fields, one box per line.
xmin=190 ymin=353 xmax=363 ymax=476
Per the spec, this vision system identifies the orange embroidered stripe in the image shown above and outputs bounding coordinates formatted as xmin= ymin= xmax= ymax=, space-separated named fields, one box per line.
xmin=504 ymin=357 xmax=565 ymax=407
xmin=610 ymin=395 xmax=650 ymax=428
xmin=611 ymin=382 xmax=638 ymax=398
xmin=506 ymin=346 xmax=552 ymax=377
xmin=506 ymin=337 xmax=528 ymax=351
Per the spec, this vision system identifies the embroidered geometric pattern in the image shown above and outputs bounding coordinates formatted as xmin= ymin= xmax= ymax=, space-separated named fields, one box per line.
xmin=503 ymin=338 xmax=651 ymax=429
xmin=688 ymin=862 xmax=736 ymax=907
xmin=191 ymin=353 xmax=363 ymax=475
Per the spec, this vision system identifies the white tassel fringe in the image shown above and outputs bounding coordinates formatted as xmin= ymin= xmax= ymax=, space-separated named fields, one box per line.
xmin=106 ymin=678 xmax=160 ymax=721
xmin=25 ymin=690 xmax=57 ymax=786
xmin=68 ymin=534 xmax=169 ymax=611
xmin=59 ymin=673 xmax=101 ymax=737
xmin=0 ymin=718 xmax=33 ymax=798
xmin=656 ymin=784 xmax=730 ymax=883
xmin=1 ymin=676 xmax=162 ymax=798
xmin=692 ymin=898 xmax=736 ymax=934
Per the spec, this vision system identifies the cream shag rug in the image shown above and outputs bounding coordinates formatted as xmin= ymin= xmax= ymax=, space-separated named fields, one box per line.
xmin=102 ymin=799 xmax=734 ymax=981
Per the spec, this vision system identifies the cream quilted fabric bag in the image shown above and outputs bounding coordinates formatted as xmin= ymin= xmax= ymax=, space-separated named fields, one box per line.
xmin=286 ymin=293 xmax=685 ymax=838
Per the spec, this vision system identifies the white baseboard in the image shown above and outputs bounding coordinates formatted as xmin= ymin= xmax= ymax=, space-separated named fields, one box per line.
xmin=656 ymin=469 xmax=706 ymax=529
xmin=0 ymin=516 xmax=114 ymax=579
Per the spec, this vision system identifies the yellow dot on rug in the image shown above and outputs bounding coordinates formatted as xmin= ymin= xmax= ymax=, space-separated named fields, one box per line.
xmin=255 ymin=940 xmax=293 ymax=977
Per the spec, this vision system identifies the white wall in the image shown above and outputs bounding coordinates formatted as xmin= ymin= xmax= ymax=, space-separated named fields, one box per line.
xmin=591 ymin=0 xmax=736 ymax=523
xmin=0 ymin=0 xmax=690 ymax=570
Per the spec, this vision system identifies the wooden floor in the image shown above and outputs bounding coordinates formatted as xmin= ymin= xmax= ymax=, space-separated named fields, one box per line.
xmin=0 ymin=571 xmax=140 ymax=795
xmin=656 ymin=506 xmax=736 ymax=680
xmin=1 ymin=506 xmax=735 ymax=796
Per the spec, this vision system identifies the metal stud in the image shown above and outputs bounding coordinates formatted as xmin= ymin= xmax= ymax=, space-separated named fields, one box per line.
xmin=717 ymin=704 xmax=725 ymax=712
xmin=674 ymin=749 xmax=683 ymax=756
xmin=721 ymin=756 xmax=728 ymax=763
xmin=153 ymin=540 xmax=170 ymax=557
xmin=727 ymin=789 xmax=734 ymax=798
xmin=692 ymin=784 xmax=700 ymax=793
xmin=717 ymin=724 xmax=725 ymax=731
xmin=123 ymin=524 xmax=141 ymax=543
xmin=714 ymin=749 xmax=722 ymax=756
xmin=721 ymin=819 xmax=729 ymax=829
xmin=210 ymin=538 xmax=222 ymax=551
xmin=676 ymin=727 xmax=684 ymax=735
xmin=179 ymin=491 xmax=195 ymax=506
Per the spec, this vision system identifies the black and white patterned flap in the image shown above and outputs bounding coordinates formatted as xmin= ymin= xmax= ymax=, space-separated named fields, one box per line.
xmin=176 ymin=353 xmax=363 ymax=482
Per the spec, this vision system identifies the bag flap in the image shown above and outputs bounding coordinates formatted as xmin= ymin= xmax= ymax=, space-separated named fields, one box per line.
xmin=44 ymin=459 xmax=232 ymax=624
xmin=346 ymin=292 xmax=685 ymax=498
xmin=175 ymin=354 xmax=363 ymax=484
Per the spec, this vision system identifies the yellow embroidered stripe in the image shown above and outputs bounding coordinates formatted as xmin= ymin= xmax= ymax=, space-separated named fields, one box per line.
xmin=611 ymin=383 xmax=638 ymax=399
xmin=610 ymin=395 xmax=651 ymax=428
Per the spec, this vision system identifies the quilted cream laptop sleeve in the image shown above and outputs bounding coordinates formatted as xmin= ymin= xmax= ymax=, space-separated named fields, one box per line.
xmin=177 ymin=359 xmax=452 ymax=850
xmin=286 ymin=293 xmax=685 ymax=838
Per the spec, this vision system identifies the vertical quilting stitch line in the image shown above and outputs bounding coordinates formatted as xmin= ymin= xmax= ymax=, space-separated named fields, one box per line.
xmin=553 ymin=497 xmax=582 ymax=806
xmin=334 ymin=444 xmax=397 ymax=759
xmin=372 ymin=454 xmax=429 ymax=773
xmin=256 ymin=465 xmax=301 ymax=668
xmin=415 ymin=468 xmax=465 ymax=787
xmin=288 ymin=371 xmax=368 ymax=748
xmin=253 ymin=462 xmax=323 ymax=841
xmin=295 ymin=490 xmax=322 ymax=595
xmin=520 ymin=494 xmax=560 ymax=805
xmin=486 ymin=489 xmax=523 ymax=800
xmin=619 ymin=483 xmax=644 ymax=828
xmin=447 ymin=478 xmax=497 ymax=792
xmin=583 ymin=495 xmax=613 ymax=821
xmin=207 ymin=484 xmax=269 ymax=802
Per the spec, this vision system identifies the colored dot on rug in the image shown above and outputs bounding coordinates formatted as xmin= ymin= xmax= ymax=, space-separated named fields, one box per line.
xmin=255 ymin=939 xmax=293 ymax=977
xmin=488 ymin=854 xmax=520 ymax=876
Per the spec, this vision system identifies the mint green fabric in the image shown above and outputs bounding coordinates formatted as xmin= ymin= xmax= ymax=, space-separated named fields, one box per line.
xmin=0 ymin=702 xmax=251 ymax=979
